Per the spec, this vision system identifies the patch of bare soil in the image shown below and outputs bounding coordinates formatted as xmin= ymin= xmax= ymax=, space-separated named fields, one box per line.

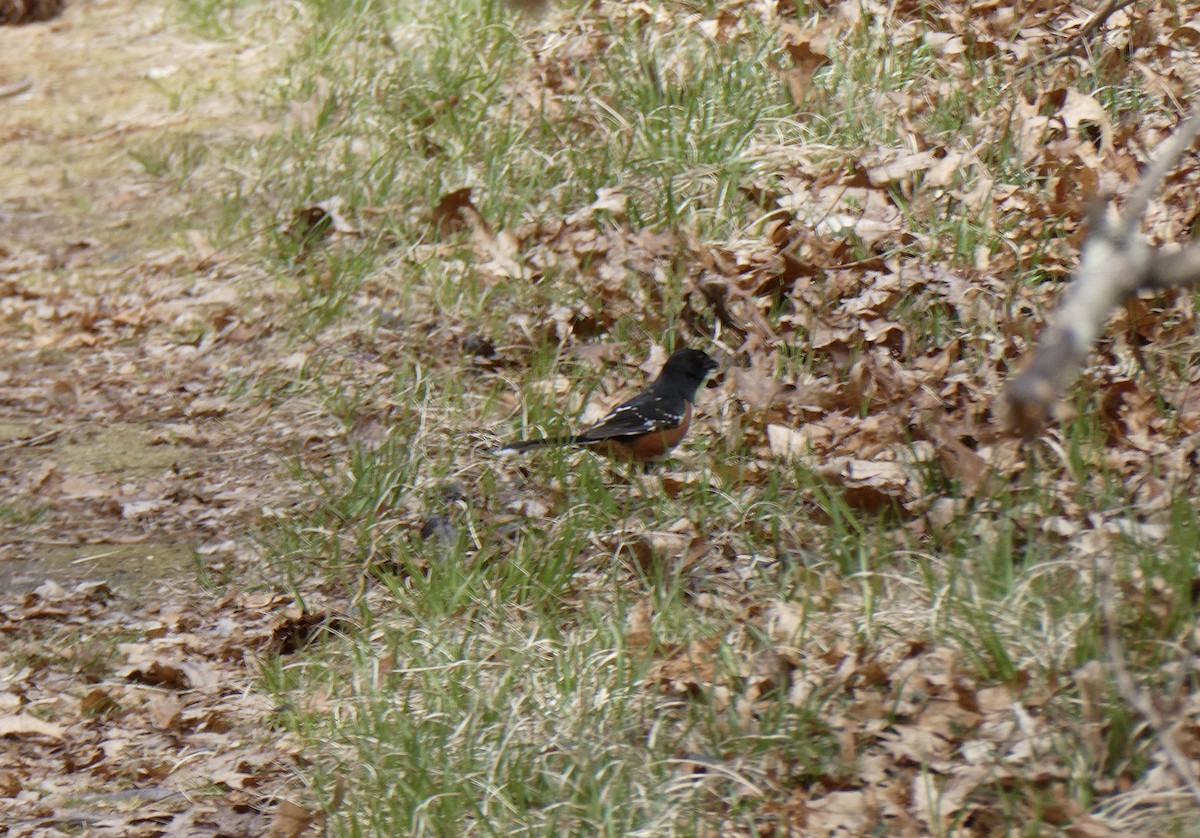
xmin=0 ymin=2 xmax=321 ymax=833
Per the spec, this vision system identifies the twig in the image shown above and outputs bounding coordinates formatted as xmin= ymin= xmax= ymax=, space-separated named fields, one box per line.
xmin=1097 ymin=554 xmax=1200 ymax=807
xmin=1046 ymin=0 xmax=1138 ymax=63
xmin=0 ymin=76 xmax=32 ymax=99
xmin=693 ymin=276 xmax=748 ymax=342
xmin=0 ymin=428 xmax=60 ymax=450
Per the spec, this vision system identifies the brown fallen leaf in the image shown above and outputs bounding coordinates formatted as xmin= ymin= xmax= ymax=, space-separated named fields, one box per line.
xmin=624 ymin=597 xmax=653 ymax=651
xmin=927 ymin=423 xmax=990 ymax=497
xmin=282 ymin=198 xmax=358 ymax=245
xmin=804 ymin=790 xmax=875 ymax=834
xmin=81 ymin=688 xmax=122 ymax=717
xmin=268 ymin=799 xmax=320 ymax=838
xmin=268 ymin=610 xmax=349 ymax=655
xmin=865 ymin=149 xmax=943 ymax=187
xmin=911 ymin=764 xmax=991 ymax=831
xmin=652 ymin=636 xmax=723 ymax=695
xmin=772 ymin=21 xmax=832 ymax=105
xmin=0 ymin=713 xmax=65 ymax=740
xmin=731 ymin=362 xmax=786 ymax=413
xmin=432 ymin=187 xmax=485 ymax=237
xmin=817 ymin=457 xmax=917 ymax=509
xmin=1054 ymin=88 xmax=1114 ymax=152
xmin=123 ymin=658 xmax=188 ymax=689
xmin=148 ymin=693 xmax=185 ymax=731
xmin=766 ymin=423 xmax=819 ymax=460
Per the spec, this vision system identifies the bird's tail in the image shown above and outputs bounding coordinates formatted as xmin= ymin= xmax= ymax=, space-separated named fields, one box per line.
xmin=493 ymin=436 xmax=580 ymax=455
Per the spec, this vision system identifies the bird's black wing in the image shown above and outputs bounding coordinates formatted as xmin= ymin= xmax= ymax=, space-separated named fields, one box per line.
xmin=578 ymin=393 xmax=684 ymax=441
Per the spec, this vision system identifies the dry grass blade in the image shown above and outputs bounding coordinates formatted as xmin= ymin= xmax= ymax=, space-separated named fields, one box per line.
xmin=0 ymin=75 xmax=32 ymax=97
xmin=1097 ymin=555 xmax=1200 ymax=808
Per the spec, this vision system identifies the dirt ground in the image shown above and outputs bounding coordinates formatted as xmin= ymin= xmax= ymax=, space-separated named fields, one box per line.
xmin=0 ymin=0 xmax=285 ymax=585
xmin=1 ymin=2 xmax=325 ymax=834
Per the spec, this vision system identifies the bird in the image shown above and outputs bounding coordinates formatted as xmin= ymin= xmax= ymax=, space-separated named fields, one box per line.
xmin=496 ymin=348 xmax=719 ymax=463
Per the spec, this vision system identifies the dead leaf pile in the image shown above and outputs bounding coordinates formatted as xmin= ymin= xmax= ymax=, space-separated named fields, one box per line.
xmin=0 ymin=580 xmax=344 ymax=836
xmin=634 ymin=593 xmax=1199 ymax=836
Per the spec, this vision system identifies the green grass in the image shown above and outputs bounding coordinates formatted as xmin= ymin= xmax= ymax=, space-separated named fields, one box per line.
xmin=0 ymin=501 xmax=48 ymax=525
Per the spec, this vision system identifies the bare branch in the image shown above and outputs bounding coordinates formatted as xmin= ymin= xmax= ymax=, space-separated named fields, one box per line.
xmin=1005 ymin=106 xmax=1200 ymax=437
xmin=1147 ymin=242 xmax=1200 ymax=289
xmin=1006 ymin=233 xmax=1147 ymax=436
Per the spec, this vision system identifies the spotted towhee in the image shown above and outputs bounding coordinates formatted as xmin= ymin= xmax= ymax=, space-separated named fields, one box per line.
xmin=496 ymin=348 xmax=719 ymax=463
